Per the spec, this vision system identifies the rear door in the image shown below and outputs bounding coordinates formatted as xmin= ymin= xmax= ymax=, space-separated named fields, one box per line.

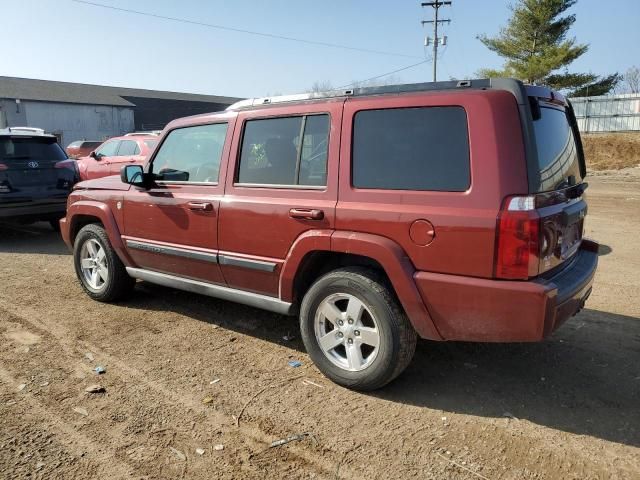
xmin=528 ymin=98 xmax=588 ymax=274
xmin=218 ymin=102 xmax=341 ymax=297
xmin=0 ymin=135 xmax=71 ymax=196
xmin=121 ymin=119 xmax=234 ymax=284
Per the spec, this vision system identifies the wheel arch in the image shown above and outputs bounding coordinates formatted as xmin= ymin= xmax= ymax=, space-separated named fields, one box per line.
xmin=280 ymin=230 xmax=443 ymax=340
xmin=65 ymin=201 xmax=134 ymax=266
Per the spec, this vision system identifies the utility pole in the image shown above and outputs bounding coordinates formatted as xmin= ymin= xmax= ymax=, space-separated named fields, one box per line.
xmin=421 ymin=1 xmax=451 ymax=82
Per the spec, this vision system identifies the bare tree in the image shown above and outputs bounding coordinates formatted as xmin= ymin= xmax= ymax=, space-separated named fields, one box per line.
xmin=308 ymin=80 xmax=334 ymax=94
xmin=622 ymin=66 xmax=640 ymax=94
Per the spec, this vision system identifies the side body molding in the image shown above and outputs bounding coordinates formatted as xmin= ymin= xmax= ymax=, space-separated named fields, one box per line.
xmin=330 ymin=231 xmax=443 ymax=340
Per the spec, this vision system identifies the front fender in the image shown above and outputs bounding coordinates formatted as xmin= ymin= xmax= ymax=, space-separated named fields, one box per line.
xmin=64 ymin=201 xmax=134 ymax=266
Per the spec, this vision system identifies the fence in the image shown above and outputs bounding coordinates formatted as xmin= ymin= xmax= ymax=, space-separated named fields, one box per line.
xmin=571 ymin=93 xmax=640 ymax=133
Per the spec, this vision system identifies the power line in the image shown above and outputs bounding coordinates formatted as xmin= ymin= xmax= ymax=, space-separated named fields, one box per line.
xmin=421 ymin=1 xmax=452 ymax=81
xmin=337 ymin=60 xmax=430 ymax=89
xmin=71 ymin=0 xmax=422 ymax=59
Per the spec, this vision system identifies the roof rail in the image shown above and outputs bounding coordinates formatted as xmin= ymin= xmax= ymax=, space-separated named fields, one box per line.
xmin=226 ymin=79 xmax=495 ymax=111
xmin=0 ymin=126 xmax=51 ymax=136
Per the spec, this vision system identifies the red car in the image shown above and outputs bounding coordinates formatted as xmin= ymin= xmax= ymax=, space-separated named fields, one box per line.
xmin=61 ymin=79 xmax=597 ymax=390
xmin=75 ymin=134 xmax=158 ymax=181
xmin=65 ymin=140 xmax=102 ymax=159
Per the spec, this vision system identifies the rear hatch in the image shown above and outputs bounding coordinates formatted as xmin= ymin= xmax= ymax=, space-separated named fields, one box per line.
xmin=495 ymin=86 xmax=588 ymax=280
xmin=0 ymin=135 xmax=78 ymax=199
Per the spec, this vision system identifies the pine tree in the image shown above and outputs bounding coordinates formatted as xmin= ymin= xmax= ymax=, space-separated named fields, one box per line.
xmin=477 ymin=0 xmax=619 ymax=96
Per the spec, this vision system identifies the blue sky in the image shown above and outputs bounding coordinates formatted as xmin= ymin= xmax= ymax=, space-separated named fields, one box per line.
xmin=3 ymin=0 xmax=639 ymax=98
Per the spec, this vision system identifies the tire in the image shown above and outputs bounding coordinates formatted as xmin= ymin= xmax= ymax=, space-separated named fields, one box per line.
xmin=73 ymin=223 xmax=135 ymax=302
xmin=300 ymin=267 xmax=417 ymax=391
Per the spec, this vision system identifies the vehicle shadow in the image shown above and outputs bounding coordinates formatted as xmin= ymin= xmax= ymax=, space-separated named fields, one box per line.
xmin=0 ymin=222 xmax=70 ymax=255
xmin=379 ymin=308 xmax=640 ymax=448
xmin=124 ymin=283 xmax=640 ymax=448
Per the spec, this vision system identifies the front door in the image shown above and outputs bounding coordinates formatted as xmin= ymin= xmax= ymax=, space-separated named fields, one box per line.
xmin=86 ymin=139 xmax=119 ymax=179
xmin=218 ymin=102 xmax=342 ymax=297
xmin=122 ymin=121 xmax=233 ymax=284
xmin=108 ymin=139 xmax=139 ymax=176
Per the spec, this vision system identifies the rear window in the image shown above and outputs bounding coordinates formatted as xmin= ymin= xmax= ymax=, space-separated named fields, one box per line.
xmin=532 ymin=106 xmax=584 ymax=192
xmin=352 ymin=107 xmax=470 ymax=191
xmin=0 ymin=137 xmax=67 ymax=162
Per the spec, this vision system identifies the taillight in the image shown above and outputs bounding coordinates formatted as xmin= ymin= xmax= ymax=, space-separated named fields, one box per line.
xmin=495 ymin=195 xmax=541 ymax=280
xmin=55 ymin=159 xmax=80 ymax=180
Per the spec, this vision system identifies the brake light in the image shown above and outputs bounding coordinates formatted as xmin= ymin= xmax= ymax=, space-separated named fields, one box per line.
xmin=55 ymin=159 xmax=80 ymax=181
xmin=495 ymin=195 xmax=540 ymax=280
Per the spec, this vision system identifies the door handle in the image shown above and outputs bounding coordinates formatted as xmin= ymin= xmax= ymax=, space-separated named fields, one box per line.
xmin=289 ymin=208 xmax=324 ymax=220
xmin=188 ymin=202 xmax=213 ymax=211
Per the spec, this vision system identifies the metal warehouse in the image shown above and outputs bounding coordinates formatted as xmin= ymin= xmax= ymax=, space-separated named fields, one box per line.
xmin=0 ymin=76 xmax=240 ymax=147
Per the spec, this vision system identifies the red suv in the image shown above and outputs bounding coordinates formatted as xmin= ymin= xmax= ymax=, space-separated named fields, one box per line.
xmin=60 ymin=79 xmax=598 ymax=390
xmin=75 ymin=134 xmax=158 ymax=181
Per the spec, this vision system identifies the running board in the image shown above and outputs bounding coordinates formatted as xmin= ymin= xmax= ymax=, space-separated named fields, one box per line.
xmin=126 ymin=267 xmax=294 ymax=316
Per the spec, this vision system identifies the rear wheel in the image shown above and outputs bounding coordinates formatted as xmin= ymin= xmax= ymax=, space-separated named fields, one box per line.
xmin=73 ymin=224 xmax=135 ymax=302
xmin=300 ymin=267 xmax=417 ymax=390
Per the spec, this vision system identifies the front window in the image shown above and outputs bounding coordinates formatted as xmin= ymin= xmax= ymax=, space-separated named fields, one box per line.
xmin=95 ymin=140 xmax=120 ymax=157
xmin=152 ymin=123 xmax=228 ymax=183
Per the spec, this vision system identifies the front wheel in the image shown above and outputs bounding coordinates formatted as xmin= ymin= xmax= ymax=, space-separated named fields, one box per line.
xmin=73 ymin=223 xmax=135 ymax=302
xmin=300 ymin=267 xmax=417 ymax=391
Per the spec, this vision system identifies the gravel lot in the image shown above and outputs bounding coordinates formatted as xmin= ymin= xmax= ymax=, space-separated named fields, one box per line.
xmin=1 ymin=173 xmax=638 ymax=480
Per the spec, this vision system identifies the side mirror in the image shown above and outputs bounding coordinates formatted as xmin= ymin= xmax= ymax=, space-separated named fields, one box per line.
xmin=90 ymin=151 xmax=101 ymax=160
xmin=121 ymin=164 xmax=145 ymax=187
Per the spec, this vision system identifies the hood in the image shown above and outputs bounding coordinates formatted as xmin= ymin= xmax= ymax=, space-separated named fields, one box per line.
xmin=74 ymin=175 xmax=131 ymax=191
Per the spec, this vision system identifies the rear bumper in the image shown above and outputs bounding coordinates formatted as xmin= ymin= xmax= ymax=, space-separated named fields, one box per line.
xmin=0 ymin=199 xmax=67 ymax=219
xmin=414 ymin=240 xmax=598 ymax=342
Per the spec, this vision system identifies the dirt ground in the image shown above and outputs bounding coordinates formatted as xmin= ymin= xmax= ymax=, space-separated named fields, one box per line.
xmin=582 ymin=132 xmax=640 ymax=170
xmin=1 ymin=173 xmax=639 ymax=480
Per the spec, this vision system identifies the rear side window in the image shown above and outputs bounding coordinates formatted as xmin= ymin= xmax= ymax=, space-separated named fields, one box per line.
xmin=117 ymin=140 xmax=138 ymax=156
xmin=532 ymin=106 xmax=583 ymax=192
xmin=237 ymin=114 xmax=330 ymax=186
xmin=0 ymin=137 xmax=67 ymax=163
xmin=152 ymin=123 xmax=227 ymax=183
xmin=352 ymin=107 xmax=470 ymax=191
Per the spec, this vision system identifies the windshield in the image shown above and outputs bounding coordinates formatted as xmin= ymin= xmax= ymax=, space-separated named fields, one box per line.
xmin=0 ymin=137 xmax=67 ymax=163
xmin=532 ymin=105 xmax=584 ymax=192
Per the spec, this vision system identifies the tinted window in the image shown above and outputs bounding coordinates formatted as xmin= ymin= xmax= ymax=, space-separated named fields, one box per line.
xmin=117 ymin=140 xmax=138 ymax=156
xmin=300 ymin=115 xmax=330 ymax=186
xmin=237 ymin=114 xmax=329 ymax=186
xmin=352 ymin=107 xmax=470 ymax=191
xmin=532 ymin=106 xmax=583 ymax=192
xmin=152 ymin=123 xmax=227 ymax=183
xmin=96 ymin=140 xmax=120 ymax=157
xmin=0 ymin=137 xmax=67 ymax=163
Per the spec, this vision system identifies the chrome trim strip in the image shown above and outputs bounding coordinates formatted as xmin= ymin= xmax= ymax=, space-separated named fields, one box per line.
xmin=233 ymin=183 xmax=326 ymax=190
xmin=126 ymin=240 xmax=218 ymax=263
xmin=218 ymin=254 xmax=277 ymax=273
xmin=126 ymin=267 xmax=293 ymax=315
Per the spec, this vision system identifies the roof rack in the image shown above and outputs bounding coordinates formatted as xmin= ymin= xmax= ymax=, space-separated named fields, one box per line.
xmin=124 ymin=131 xmax=161 ymax=137
xmin=0 ymin=126 xmax=52 ymax=137
xmin=226 ymin=79 xmax=494 ymax=111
